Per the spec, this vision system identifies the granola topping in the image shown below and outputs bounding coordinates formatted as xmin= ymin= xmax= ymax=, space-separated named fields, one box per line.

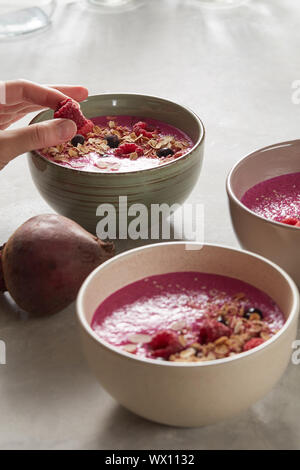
xmin=92 ymin=272 xmax=285 ymax=362
xmin=40 ymin=115 xmax=193 ymax=173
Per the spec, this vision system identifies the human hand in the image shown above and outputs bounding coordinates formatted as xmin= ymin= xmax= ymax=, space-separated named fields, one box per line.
xmin=0 ymin=79 xmax=88 ymax=169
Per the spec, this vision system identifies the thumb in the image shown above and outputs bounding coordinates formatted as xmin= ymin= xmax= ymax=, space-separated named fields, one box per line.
xmin=0 ymin=119 xmax=76 ymax=168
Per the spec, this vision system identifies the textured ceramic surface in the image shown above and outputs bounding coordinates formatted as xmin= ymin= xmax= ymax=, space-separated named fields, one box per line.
xmin=76 ymin=242 xmax=299 ymax=427
xmin=28 ymin=94 xmax=205 ymax=234
xmin=226 ymin=140 xmax=300 ymax=287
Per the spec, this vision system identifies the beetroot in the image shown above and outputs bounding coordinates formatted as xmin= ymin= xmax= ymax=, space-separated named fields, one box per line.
xmin=0 ymin=214 xmax=115 ymax=315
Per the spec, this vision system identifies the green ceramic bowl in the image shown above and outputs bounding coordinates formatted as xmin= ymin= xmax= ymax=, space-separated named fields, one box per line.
xmin=28 ymin=93 xmax=205 ymax=234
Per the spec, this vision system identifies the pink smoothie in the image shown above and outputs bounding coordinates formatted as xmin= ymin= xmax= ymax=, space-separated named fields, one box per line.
xmin=241 ymin=172 xmax=300 ymax=224
xmin=91 ymin=272 xmax=285 ymax=361
xmin=41 ymin=115 xmax=193 ymax=172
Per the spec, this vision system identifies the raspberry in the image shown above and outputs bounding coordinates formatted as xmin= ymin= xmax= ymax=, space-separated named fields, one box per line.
xmin=78 ymin=120 xmax=94 ymax=136
xmin=243 ymin=337 xmax=265 ymax=352
xmin=148 ymin=330 xmax=182 ymax=359
xmin=134 ymin=121 xmax=148 ymax=130
xmin=54 ymin=98 xmax=93 ymax=136
xmin=196 ymin=318 xmax=231 ymax=344
xmin=281 ymin=217 xmax=300 ymax=227
xmin=114 ymin=143 xmax=143 ymax=157
xmin=133 ymin=121 xmax=155 ymax=138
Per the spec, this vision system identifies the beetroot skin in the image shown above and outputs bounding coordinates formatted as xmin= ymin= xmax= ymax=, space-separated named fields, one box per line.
xmin=0 ymin=214 xmax=115 ymax=315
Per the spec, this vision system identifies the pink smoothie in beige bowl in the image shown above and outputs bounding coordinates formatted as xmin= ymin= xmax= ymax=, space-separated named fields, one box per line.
xmin=77 ymin=242 xmax=299 ymax=426
xmin=40 ymin=115 xmax=194 ymax=173
xmin=91 ymin=271 xmax=285 ymax=362
xmin=241 ymin=172 xmax=300 ymax=227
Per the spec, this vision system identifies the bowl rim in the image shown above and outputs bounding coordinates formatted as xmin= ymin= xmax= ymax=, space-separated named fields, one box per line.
xmin=28 ymin=92 xmax=205 ymax=176
xmin=76 ymin=241 xmax=299 ymax=368
xmin=226 ymin=139 xmax=300 ymax=231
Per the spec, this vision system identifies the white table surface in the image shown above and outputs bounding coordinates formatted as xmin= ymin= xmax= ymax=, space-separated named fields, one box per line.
xmin=0 ymin=0 xmax=300 ymax=450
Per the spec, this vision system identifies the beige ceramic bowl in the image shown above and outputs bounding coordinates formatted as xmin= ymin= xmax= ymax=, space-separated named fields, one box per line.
xmin=28 ymin=93 xmax=205 ymax=234
xmin=76 ymin=242 xmax=299 ymax=427
xmin=227 ymin=140 xmax=300 ymax=287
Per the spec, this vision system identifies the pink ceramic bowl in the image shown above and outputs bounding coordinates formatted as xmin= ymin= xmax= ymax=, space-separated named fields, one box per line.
xmin=76 ymin=242 xmax=299 ymax=427
xmin=227 ymin=140 xmax=300 ymax=287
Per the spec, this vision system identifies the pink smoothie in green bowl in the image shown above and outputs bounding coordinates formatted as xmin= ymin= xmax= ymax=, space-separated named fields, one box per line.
xmin=241 ymin=172 xmax=300 ymax=227
xmin=41 ymin=115 xmax=193 ymax=172
xmin=91 ymin=272 xmax=285 ymax=362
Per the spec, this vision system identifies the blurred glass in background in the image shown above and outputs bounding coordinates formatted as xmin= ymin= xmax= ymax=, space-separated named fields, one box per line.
xmin=0 ymin=1 xmax=56 ymax=39
xmin=85 ymin=0 xmax=143 ymax=12
xmin=88 ymin=0 xmax=134 ymax=5
xmin=193 ymin=0 xmax=248 ymax=6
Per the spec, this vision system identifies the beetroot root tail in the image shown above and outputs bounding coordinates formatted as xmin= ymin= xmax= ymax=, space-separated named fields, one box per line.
xmin=0 ymin=246 xmax=7 ymax=292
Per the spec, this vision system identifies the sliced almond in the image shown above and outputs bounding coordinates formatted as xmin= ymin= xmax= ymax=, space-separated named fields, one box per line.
xmin=94 ymin=161 xmax=108 ymax=170
xmin=69 ymin=161 xmax=86 ymax=168
xmin=179 ymin=347 xmax=196 ymax=359
xmin=108 ymin=162 xmax=121 ymax=171
xmin=123 ymin=344 xmax=137 ymax=353
xmin=128 ymin=334 xmax=152 ymax=344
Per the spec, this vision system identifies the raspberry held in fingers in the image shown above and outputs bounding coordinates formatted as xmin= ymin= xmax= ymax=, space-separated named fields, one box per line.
xmin=54 ymin=98 xmax=93 ymax=136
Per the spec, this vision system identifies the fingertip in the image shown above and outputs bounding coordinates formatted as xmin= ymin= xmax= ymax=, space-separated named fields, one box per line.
xmin=74 ymin=86 xmax=89 ymax=102
xmin=54 ymin=118 xmax=77 ymax=141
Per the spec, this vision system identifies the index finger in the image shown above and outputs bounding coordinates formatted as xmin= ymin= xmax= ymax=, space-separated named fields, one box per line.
xmin=2 ymin=80 xmax=88 ymax=109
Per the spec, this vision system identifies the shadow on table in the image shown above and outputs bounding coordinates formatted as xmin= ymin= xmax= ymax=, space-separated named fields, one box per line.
xmin=94 ymin=390 xmax=300 ymax=450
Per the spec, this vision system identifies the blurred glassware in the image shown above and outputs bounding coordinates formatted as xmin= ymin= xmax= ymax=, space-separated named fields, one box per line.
xmin=0 ymin=1 xmax=56 ymax=39
xmin=85 ymin=0 xmax=143 ymax=13
xmin=191 ymin=0 xmax=248 ymax=7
